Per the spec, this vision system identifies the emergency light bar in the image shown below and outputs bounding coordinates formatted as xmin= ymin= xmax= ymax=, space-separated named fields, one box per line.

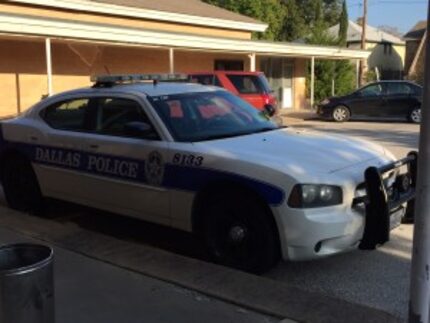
xmin=91 ymin=73 xmax=188 ymax=86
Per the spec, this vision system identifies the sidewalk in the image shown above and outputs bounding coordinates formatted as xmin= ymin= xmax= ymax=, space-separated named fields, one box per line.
xmin=0 ymin=226 xmax=281 ymax=323
xmin=0 ymin=205 xmax=401 ymax=323
xmin=280 ymin=110 xmax=318 ymax=125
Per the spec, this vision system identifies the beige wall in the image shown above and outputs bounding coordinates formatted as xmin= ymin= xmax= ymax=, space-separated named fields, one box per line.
xmin=0 ymin=38 xmax=255 ymax=117
xmin=293 ymin=58 xmax=308 ymax=110
xmin=174 ymin=50 xmax=250 ymax=72
xmin=0 ymin=39 xmax=47 ymax=117
xmin=0 ymin=3 xmax=252 ymax=40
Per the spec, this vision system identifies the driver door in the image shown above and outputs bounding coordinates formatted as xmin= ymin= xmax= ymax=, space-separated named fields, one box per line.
xmin=349 ymin=83 xmax=385 ymax=118
xmin=80 ymin=96 xmax=171 ymax=225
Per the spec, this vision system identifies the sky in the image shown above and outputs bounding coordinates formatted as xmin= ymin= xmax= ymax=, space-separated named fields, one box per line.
xmin=347 ymin=0 xmax=428 ymax=34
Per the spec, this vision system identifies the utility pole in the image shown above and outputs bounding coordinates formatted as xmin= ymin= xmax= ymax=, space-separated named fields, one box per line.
xmin=409 ymin=4 xmax=430 ymax=323
xmin=359 ymin=0 xmax=368 ymax=86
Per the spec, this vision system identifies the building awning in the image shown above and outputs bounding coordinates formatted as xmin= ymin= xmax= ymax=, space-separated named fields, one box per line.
xmin=0 ymin=12 xmax=370 ymax=60
xmin=10 ymin=0 xmax=268 ymax=33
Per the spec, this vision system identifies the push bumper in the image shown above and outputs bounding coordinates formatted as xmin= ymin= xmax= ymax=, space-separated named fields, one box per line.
xmin=357 ymin=151 xmax=418 ymax=249
xmin=277 ymin=152 xmax=418 ymax=261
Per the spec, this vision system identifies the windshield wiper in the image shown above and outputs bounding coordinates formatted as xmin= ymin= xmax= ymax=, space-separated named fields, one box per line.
xmin=197 ymin=126 xmax=286 ymax=142
xmin=198 ymin=133 xmax=245 ymax=141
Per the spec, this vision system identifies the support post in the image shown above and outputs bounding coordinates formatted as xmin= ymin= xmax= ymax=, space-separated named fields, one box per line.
xmin=249 ymin=53 xmax=256 ymax=72
xmin=310 ymin=56 xmax=315 ymax=108
xmin=359 ymin=0 xmax=368 ymax=86
xmin=409 ymin=9 xmax=430 ymax=323
xmin=169 ymin=48 xmax=174 ymax=74
xmin=45 ymin=38 xmax=53 ymax=96
xmin=331 ymin=78 xmax=335 ymax=96
xmin=356 ymin=59 xmax=360 ymax=89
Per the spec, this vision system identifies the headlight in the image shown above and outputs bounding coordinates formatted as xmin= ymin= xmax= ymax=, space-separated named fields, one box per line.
xmin=320 ymin=98 xmax=330 ymax=105
xmin=288 ymin=184 xmax=343 ymax=208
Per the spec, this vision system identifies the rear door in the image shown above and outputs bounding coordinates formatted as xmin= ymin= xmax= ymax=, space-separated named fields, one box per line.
xmin=36 ymin=96 xmax=94 ymax=201
xmin=349 ymin=83 xmax=385 ymax=117
xmin=383 ymin=82 xmax=419 ymax=118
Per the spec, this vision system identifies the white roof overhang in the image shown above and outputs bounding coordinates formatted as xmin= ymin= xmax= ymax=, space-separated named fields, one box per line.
xmin=0 ymin=12 xmax=370 ymax=59
xmin=8 ymin=0 xmax=268 ymax=33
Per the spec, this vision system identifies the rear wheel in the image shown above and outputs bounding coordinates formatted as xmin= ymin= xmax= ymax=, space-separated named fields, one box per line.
xmin=409 ymin=107 xmax=421 ymax=124
xmin=1 ymin=155 xmax=44 ymax=214
xmin=203 ymin=190 xmax=279 ymax=274
xmin=332 ymin=105 xmax=350 ymax=122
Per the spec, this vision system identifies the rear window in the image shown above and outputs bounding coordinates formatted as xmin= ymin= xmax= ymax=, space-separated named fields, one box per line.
xmin=189 ymin=74 xmax=222 ymax=87
xmin=42 ymin=98 xmax=89 ymax=131
xmin=226 ymin=75 xmax=270 ymax=94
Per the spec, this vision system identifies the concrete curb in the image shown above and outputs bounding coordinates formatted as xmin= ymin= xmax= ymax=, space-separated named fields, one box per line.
xmin=280 ymin=111 xmax=319 ymax=125
xmin=0 ymin=206 xmax=402 ymax=323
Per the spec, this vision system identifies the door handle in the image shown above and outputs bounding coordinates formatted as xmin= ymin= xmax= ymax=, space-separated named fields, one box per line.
xmin=88 ymin=144 xmax=99 ymax=150
xmin=29 ymin=135 xmax=39 ymax=142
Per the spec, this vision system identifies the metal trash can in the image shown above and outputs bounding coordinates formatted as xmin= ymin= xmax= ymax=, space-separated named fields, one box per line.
xmin=0 ymin=244 xmax=54 ymax=323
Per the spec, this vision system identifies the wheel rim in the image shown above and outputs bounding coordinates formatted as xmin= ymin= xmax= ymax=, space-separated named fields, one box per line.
xmin=333 ymin=107 xmax=347 ymax=121
xmin=411 ymin=109 xmax=421 ymax=123
xmin=210 ymin=216 xmax=258 ymax=266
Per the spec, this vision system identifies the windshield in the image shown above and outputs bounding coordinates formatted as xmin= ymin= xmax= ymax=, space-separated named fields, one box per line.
xmin=149 ymin=91 xmax=279 ymax=142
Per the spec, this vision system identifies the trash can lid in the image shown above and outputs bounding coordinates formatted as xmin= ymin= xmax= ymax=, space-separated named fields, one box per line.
xmin=0 ymin=244 xmax=53 ymax=275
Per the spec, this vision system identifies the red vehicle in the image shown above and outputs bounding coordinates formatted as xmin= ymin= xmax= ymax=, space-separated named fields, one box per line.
xmin=188 ymin=71 xmax=277 ymax=114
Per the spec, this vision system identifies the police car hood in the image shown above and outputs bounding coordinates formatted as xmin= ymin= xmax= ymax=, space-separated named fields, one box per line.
xmin=201 ymin=127 xmax=389 ymax=174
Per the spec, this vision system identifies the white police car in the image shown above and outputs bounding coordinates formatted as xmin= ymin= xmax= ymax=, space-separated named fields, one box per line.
xmin=0 ymin=74 xmax=417 ymax=273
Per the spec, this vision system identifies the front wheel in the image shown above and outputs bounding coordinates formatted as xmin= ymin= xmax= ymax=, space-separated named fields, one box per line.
xmin=409 ymin=107 xmax=421 ymax=124
xmin=1 ymin=155 xmax=44 ymax=214
xmin=203 ymin=191 xmax=279 ymax=274
xmin=332 ymin=105 xmax=350 ymax=122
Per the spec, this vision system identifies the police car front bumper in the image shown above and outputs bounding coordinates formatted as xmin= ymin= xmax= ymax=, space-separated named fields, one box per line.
xmin=275 ymin=151 xmax=418 ymax=262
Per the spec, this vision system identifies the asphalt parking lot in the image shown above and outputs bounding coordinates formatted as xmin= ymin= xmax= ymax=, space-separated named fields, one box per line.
xmin=269 ymin=119 xmax=419 ymax=319
xmin=0 ymin=119 xmax=419 ymax=321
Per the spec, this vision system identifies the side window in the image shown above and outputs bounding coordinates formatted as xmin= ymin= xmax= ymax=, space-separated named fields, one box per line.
xmin=95 ymin=98 xmax=159 ymax=140
xmin=359 ymin=84 xmax=383 ymax=97
xmin=42 ymin=98 xmax=89 ymax=131
xmin=386 ymin=83 xmax=412 ymax=96
xmin=226 ymin=75 xmax=264 ymax=94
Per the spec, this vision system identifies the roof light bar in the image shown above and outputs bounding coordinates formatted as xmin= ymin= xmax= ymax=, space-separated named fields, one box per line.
xmin=90 ymin=73 xmax=189 ymax=84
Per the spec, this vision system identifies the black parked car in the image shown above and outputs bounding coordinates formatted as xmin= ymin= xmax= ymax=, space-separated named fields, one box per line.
xmin=317 ymin=81 xmax=423 ymax=123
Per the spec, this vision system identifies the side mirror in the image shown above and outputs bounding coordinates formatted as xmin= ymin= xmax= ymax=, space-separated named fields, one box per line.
xmin=264 ymin=104 xmax=276 ymax=117
xmin=124 ymin=121 xmax=154 ymax=138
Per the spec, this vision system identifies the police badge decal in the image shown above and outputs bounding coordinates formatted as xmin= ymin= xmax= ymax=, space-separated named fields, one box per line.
xmin=145 ymin=151 xmax=164 ymax=186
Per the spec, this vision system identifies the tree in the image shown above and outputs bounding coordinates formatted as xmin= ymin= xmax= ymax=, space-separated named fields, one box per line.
xmin=338 ymin=0 xmax=348 ymax=46
xmin=281 ymin=0 xmax=307 ymax=41
xmin=306 ymin=31 xmax=356 ymax=103
xmin=204 ymin=0 xmax=354 ymax=103
xmin=202 ymin=0 xmax=286 ymax=40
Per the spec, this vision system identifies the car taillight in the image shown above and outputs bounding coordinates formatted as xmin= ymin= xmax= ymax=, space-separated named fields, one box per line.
xmin=263 ymin=94 xmax=275 ymax=104
xmin=263 ymin=94 xmax=277 ymax=107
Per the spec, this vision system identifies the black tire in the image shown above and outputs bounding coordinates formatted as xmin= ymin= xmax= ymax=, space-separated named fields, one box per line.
xmin=409 ymin=107 xmax=421 ymax=124
xmin=332 ymin=105 xmax=350 ymax=122
xmin=1 ymin=155 xmax=44 ymax=214
xmin=203 ymin=190 xmax=279 ymax=274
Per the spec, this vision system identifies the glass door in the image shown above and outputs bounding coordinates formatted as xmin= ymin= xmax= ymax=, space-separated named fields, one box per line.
xmin=260 ymin=57 xmax=294 ymax=109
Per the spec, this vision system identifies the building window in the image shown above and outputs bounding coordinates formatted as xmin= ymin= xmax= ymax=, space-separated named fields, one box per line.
xmin=383 ymin=43 xmax=393 ymax=55
xmin=214 ymin=60 xmax=244 ymax=71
